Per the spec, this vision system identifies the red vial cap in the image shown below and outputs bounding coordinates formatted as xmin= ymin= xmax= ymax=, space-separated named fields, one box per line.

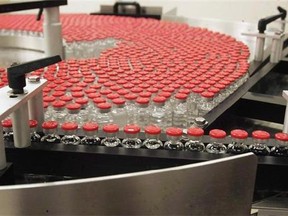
xmin=124 ymin=93 xmax=137 ymax=100
xmin=42 ymin=121 xmax=58 ymax=129
xmin=192 ymin=87 xmax=205 ymax=94
xmin=87 ymin=92 xmax=101 ymax=99
xmin=117 ymin=89 xmax=129 ymax=95
xmin=62 ymin=122 xmax=78 ymax=130
xmin=66 ymin=103 xmax=81 ymax=110
xmin=1 ymin=119 xmax=12 ymax=127
xmin=29 ymin=120 xmax=38 ymax=128
xmin=75 ymin=97 xmax=88 ymax=105
xmin=153 ymin=96 xmax=166 ymax=103
xmin=187 ymin=127 xmax=204 ymax=137
xmin=107 ymin=93 xmax=119 ymax=100
xmin=158 ymin=91 xmax=172 ymax=98
xmin=84 ymin=88 xmax=97 ymax=94
xmin=166 ymin=127 xmax=183 ymax=136
xmin=201 ymin=91 xmax=215 ymax=98
xmin=70 ymin=86 xmax=82 ymax=92
xmin=230 ymin=129 xmax=248 ymax=139
xmin=175 ymin=93 xmax=188 ymax=100
xmin=103 ymin=124 xmax=119 ymax=133
xmin=72 ymin=92 xmax=84 ymax=98
xmin=131 ymin=87 xmax=143 ymax=94
xmin=178 ymin=89 xmax=190 ymax=95
xmin=252 ymin=130 xmax=270 ymax=140
xmin=209 ymin=129 xmax=226 ymax=139
xmin=60 ymin=95 xmax=73 ymax=102
xmin=100 ymin=89 xmax=112 ymax=95
xmin=83 ymin=122 xmax=99 ymax=131
xmin=144 ymin=125 xmax=161 ymax=135
xmin=275 ymin=132 xmax=288 ymax=141
xmin=43 ymin=96 xmax=56 ymax=103
xmin=112 ymin=98 xmax=126 ymax=105
xmin=124 ymin=124 xmax=141 ymax=134
xmin=136 ymin=97 xmax=150 ymax=104
xmin=139 ymin=91 xmax=152 ymax=98
xmin=52 ymin=100 xmax=66 ymax=108
xmin=93 ymin=97 xmax=106 ymax=104
xmin=97 ymin=102 xmax=111 ymax=109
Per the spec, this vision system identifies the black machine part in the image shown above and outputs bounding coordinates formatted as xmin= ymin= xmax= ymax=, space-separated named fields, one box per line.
xmin=7 ymin=55 xmax=61 ymax=94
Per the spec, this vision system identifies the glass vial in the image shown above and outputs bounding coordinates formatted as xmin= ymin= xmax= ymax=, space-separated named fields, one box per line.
xmin=121 ymin=124 xmax=142 ymax=149
xmin=29 ymin=120 xmax=41 ymax=142
xmin=206 ymin=129 xmax=227 ymax=154
xmin=185 ymin=127 xmax=205 ymax=152
xmin=81 ymin=122 xmax=101 ymax=145
xmin=249 ymin=130 xmax=270 ymax=156
xmin=41 ymin=121 xmax=61 ymax=143
xmin=101 ymin=124 xmax=121 ymax=147
xmin=143 ymin=125 xmax=163 ymax=149
xmin=1 ymin=118 xmax=13 ymax=141
xmin=164 ymin=127 xmax=183 ymax=150
xmin=270 ymin=132 xmax=288 ymax=157
xmin=227 ymin=129 xmax=249 ymax=154
xmin=61 ymin=122 xmax=81 ymax=145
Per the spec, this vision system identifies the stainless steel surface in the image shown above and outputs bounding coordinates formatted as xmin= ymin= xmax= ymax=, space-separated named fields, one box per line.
xmin=43 ymin=7 xmax=64 ymax=58
xmin=0 ymin=35 xmax=44 ymax=51
xmin=0 ymin=79 xmax=47 ymax=121
xmin=0 ymin=153 xmax=257 ymax=216
xmin=253 ymin=192 xmax=288 ymax=216
xmin=243 ymin=92 xmax=286 ymax=106
xmin=255 ymin=37 xmax=265 ymax=61
xmin=282 ymin=90 xmax=288 ymax=133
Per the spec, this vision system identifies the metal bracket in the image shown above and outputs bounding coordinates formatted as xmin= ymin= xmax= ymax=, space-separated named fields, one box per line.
xmin=0 ymin=79 xmax=47 ymax=170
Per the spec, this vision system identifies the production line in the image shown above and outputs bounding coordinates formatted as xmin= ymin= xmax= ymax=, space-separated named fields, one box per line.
xmin=0 ymin=0 xmax=288 ymax=215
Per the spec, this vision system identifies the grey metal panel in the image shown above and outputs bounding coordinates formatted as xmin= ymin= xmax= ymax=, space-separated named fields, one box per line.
xmin=0 ymin=35 xmax=44 ymax=51
xmin=0 ymin=153 xmax=257 ymax=215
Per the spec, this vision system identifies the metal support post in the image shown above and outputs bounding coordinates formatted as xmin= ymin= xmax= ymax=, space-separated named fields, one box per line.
xmin=255 ymin=37 xmax=265 ymax=61
xmin=43 ymin=7 xmax=64 ymax=59
xmin=0 ymin=126 xmax=7 ymax=170
xmin=11 ymin=103 xmax=31 ymax=148
xmin=28 ymin=91 xmax=44 ymax=132
xmin=282 ymin=90 xmax=288 ymax=133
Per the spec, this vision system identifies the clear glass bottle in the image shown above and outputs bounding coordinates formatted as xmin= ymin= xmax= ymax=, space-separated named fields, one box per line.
xmin=29 ymin=120 xmax=41 ymax=142
xmin=111 ymin=98 xmax=128 ymax=130
xmin=249 ymin=130 xmax=270 ymax=156
xmin=81 ymin=122 xmax=101 ymax=145
xmin=61 ymin=122 xmax=81 ymax=145
xmin=198 ymin=91 xmax=215 ymax=116
xmin=206 ymin=129 xmax=227 ymax=154
xmin=172 ymin=93 xmax=188 ymax=128
xmin=185 ymin=127 xmax=205 ymax=152
xmin=121 ymin=124 xmax=142 ymax=148
xmin=192 ymin=117 xmax=208 ymax=129
xmin=150 ymin=96 xmax=171 ymax=130
xmin=135 ymin=97 xmax=150 ymax=130
xmin=51 ymin=100 xmax=67 ymax=126
xmin=270 ymin=132 xmax=288 ymax=157
xmin=75 ymin=97 xmax=89 ymax=126
xmin=143 ymin=125 xmax=163 ymax=149
xmin=1 ymin=118 xmax=13 ymax=141
xmin=227 ymin=129 xmax=249 ymax=154
xmin=164 ymin=127 xmax=183 ymax=150
xmin=187 ymin=87 xmax=204 ymax=126
xmin=66 ymin=103 xmax=82 ymax=127
xmin=101 ymin=124 xmax=121 ymax=147
xmin=95 ymin=103 xmax=113 ymax=128
xmin=124 ymin=93 xmax=138 ymax=124
xmin=41 ymin=121 xmax=61 ymax=143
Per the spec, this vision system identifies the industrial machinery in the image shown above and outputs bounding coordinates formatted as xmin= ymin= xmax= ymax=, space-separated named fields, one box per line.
xmin=1 ymin=1 xmax=288 ymax=215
